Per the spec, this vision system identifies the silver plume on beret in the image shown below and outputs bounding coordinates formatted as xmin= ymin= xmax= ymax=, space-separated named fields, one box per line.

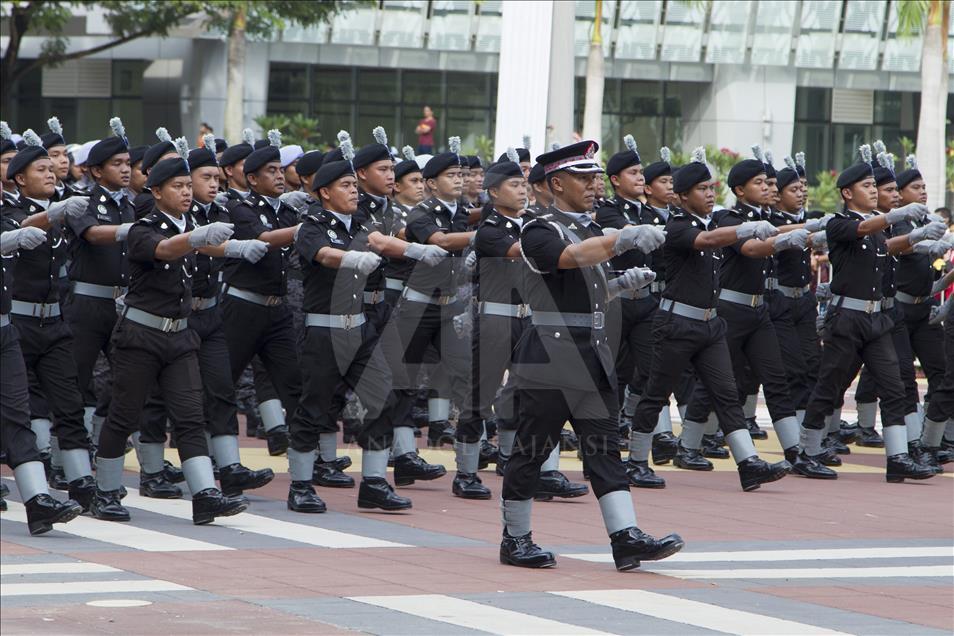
xmin=751 ymin=144 xmax=763 ymax=162
xmin=202 ymin=133 xmax=216 ymax=153
xmin=401 ymin=145 xmax=415 ymax=161
xmin=905 ymin=154 xmax=917 ymax=170
xmin=156 ymin=127 xmax=171 ymax=143
xmin=795 ymin=152 xmax=805 ymax=170
xmin=660 ymin=146 xmax=671 ymax=164
xmin=372 ymin=126 xmax=388 ymax=147
xmin=764 ymin=150 xmax=774 ymax=166
xmin=22 ymin=129 xmax=42 ymax=147
xmin=341 ymin=137 xmax=355 ymax=163
xmin=109 ymin=117 xmax=126 ymax=140
xmin=882 ymin=152 xmax=896 ymax=172
xmin=173 ymin=136 xmax=189 ymax=161
xmin=551 ymin=142 xmax=561 ymax=150
xmin=449 ymin=136 xmax=461 ymax=155
xmin=691 ymin=146 xmax=706 ymax=164
xmin=859 ymin=144 xmax=872 ymax=164
xmin=784 ymin=156 xmax=796 ymax=170
xmin=241 ymin=128 xmax=254 ymax=146
xmin=873 ymin=140 xmax=886 ymax=155
xmin=522 ymin=134 xmax=531 ymax=151
xmin=336 ymin=130 xmax=351 ymax=145
xmin=47 ymin=116 xmax=63 ymax=137
xmin=267 ymin=129 xmax=281 ymax=147
xmin=623 ymin=134 xmax=638 ymax=154
xmin=506 ymin=146 xmax=519 ymax=164
xmin=0 ymin=121 xmax=10 ymax=140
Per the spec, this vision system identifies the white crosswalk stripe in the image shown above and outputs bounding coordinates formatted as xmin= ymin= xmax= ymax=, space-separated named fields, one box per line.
xmin=563 ymin=545 xmax=954 ymax=564
xmin=639 ymin=565 xmax=954 ymax=580
xmin=0 ymin=558 xmax=192 ymax=598
xmin=2 ymin=579 xmax=192 ymax=597
xmin=2 ymin=562 xmax=120 ymax=575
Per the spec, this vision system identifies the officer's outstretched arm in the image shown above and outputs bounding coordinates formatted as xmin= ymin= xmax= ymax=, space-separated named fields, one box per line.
xmin=83 ymin=223 xmax=134 ymax=244
xmin=425 ymin=229 xmax=475 ymax=251
xmin=312 ymin=245 xmax=348 ymax=268
xmin=367 ymin=231 xmax=413 ymax=259
xmin=556 ymin=234 xmax=617 ymax=269
xmin=256 ymin=226 xmax=296 ymax=250
xmin=691 ymin=226 xmax=743 ymax=250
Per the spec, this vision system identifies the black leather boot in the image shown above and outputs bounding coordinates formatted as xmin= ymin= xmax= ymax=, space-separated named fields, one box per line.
xmin=609 ymin=527 xmax=685 ymax=571
xmin=140 ymin=470 xmax=183 ymax=499
xmin=824 ymin=434 xmax=851 ymax=455
xmin=737 ymin=456 xmax=791 ymax=491
xmin=452 ymin=472 xmax=492 ymax=499
xmin=48 ymin=466 xmax=69 ymax=491
xmin=886 ymin=453 xmax=937 ymax=483
xmin=651 ymin=432 xmax=678 ymax=465
xmin=702 ymin=434 xmax=729 ymax=459
xmin=785 ymin=448 xmax=838 ymax=479
xmin=219 ymin=463 xmax=276 ymax=496
xmin=478 ymin=440 xmax=499 ymax=470
xmin=925 ymin=445 xmax=953 ymax=465
xmin=426 ymin=421 xmax=456 ymax=448
xmin=908 ymin=441 xmax=943 ymax=474
xmin=625 ymin=460 xmax=666 ymax=488
xmin=358 ymin=477 xmax=412 ymax=511
xmin=90 ymin=489 xmax=130 ymax=522
xmin=162 ymin=460 xmax=186 ymax=483
xmin=67 ymin=475 xmax=96 ymax=512
xmin=192 ymin=488 xmax=248 ymax=524
xmin=0 ymin=482 xmax=8 ymax=511
xmin=266 ymin=425 xmax=289 ymax=456
xmin=673 ymin=443 xmax=713 ymax=470
xmin=534 ymin=470 xmax=588 ymax=501
xmin=287 ymin=481 xmax=326 ymax=512
xmin=814 ymin=445 xmax=843 ymax=467
xmin=24 ymin=494 xmax=82 ymax=535
xmin=838 ymin=420 xmax=859 ymax=445
xmin=312 ymin=461 xmax=355 ymax=488
xmin=856 ymin=427 xmax=884 ymax=447
xmin=746 ymin=417 xmax=768 ymax=440
xmin=393 ymin=452 xmax=446 ymax=486
xmin=499 ymin=531 xmax=556 ymax=568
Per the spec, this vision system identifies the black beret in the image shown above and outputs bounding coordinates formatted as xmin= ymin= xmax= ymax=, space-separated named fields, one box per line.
xmin=219 ymin=142 xmax=253 ymax=167
xmin=188 ymin=146 xmax=218 ymax=171
xmin=673 ymin=162 xmax=712 ymax=194
xmin=145 ymin=156 xmax=190 ymax=188
xmin=15 ymin=140 xmax=26 ymax=150
xmin=322 ymin=147 xmax=344 ymax=166
xmin=352 ymin=143 xmax=392 ymax=170
xmin=483 ymin=160 xmax=523 ymax=189
xmin=128 ymin=145 xmax=149 ymax=167
xmin=87 ymin=136 xmax=129 ymax=167
xmin=606 ymin=149 xmax=641 ymax=177
xmin=497 ymin=148 xmax=530 ymax=163
xmin=243 ymin=145 xmax=281 ymax=175
xmin=395 ymin=158 xmax=421 ymax=181
xmin=896 ymin=168 xmax=922 ymax=190
xmin=467 ymin=155 xmax=482 ymax=170
xmin=312 ymin=159 xmax=356 ymax=191
xmin=1 ymin=138 xmax=15 ymax=155
xmin=836 ymin=162 xmax=875 ymax=190
xmin=528 ymin=162 xmax=546 ymax=184
xmin=422 ymin=152 xmax=464 ymax=179
xmin=643 ymin=161 xmax=672 ymax=185
xmin=727 ymin=159 xmax=766 ymax=189
xmin=763 ymin=162 xmax=777 ymax=179
xmin=873 ymin=165 xmax=896 ymax=187
xmin=7 ymin=144 xmax=48 ymax=181
xmin=535 ymin=140 xmax=601 ymax=176
xmin=214 ymin=138 xmax=228 ymax=153
xmin=795 ymin=163 xmax=806 ymax=178
xmin=296 ymin=150 xmax=325 ymax=178
xmin=776 ymin=167 xmax=800 ymax=192
xmin=253 ymin=138 xmax=270 ymax=150
xmin=41 ymin=132 xmax=66 ymax=149
xmin=141 ymin=141 xmax=175 ymax=175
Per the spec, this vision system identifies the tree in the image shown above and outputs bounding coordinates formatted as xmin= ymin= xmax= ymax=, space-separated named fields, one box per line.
xmin=581 ymin=0 xmax=605 ymax=157
xmin=201 ymin=1 xmax=360 ymax=143
xmin=897 ymin=0 xmax=950 ymax=208
xmin=253 ymin=113 xmax=323 ymax=150
xmin=1 ymin=1 xmax=201 ymax=116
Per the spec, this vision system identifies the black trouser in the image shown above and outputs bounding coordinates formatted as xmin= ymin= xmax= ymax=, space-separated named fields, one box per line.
xmin=221 ymin=296 xmax=302 ymax=427
xmin=853 ymin=304 xmax=918 ymax=412
xmin=1 ymin=323 xmax=42 ymax=468
xmin=804 ymin=306 xmax=906 ymax=430
xmin=899 ymin=301 xmax=946 ymax=404
xmin=66 ymin=293 xmax=117 ymax=407
xmin=98 ymin=320 xmax=208 ymax=461
xmin=926 ymin=317 xmax=954 ymax=422
xmin=609 ymin=296 xmax=658 ymax=403
xmin=502 ymin=376 xmax=628 ymax=501
xmin=292 ymin=321 xmax=395 ymax=451
xmin=685 ymin=301 xmax=795 ymax=424
xmin=140 ymin=305 xmax=240 ymax=443
xmin=457 ymin=312 xmax=527 ymax=443
xmin=380 ymin=298 xmax=471 ymax=428
xmin=12 ymin=315 xmax=90 ymax=451
xmin=632 ymin=311 xmax=747 ymax=436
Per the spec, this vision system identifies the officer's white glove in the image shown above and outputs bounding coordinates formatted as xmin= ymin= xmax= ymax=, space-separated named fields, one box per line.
xmin=773 ymin=228 xmax=810 ymax=253
xmin=189 ymin=221 xmax=234 ymax=247
xmin=115 ymin=222 xmax=134 ymax=242
xmin=810 ymin=231 xmax=827 ymax=250
xmin=607 ymin=267 xmax=656 ymax=299
xmin=912 ymin=240 xmax=951 ymax=259
xmin=929 ymin=295 xmax=954 ymax=325
xmin=293 ymin=222 xmax=303 ymax=242
xmin=403 ymin=242 xmax=449 ymax=266
xmin=0 ymin=227 xmax=47 ymax=254
xmin=224 ymin=239 xmax=268 ymax=263
xmin=340 ymin=250 xmax=381 ymax=275
xmin=907 ymin=221 xmax=947 ymax=244
xmin=736 ymin=220 xmax=779 ymax=241
xmin=464 ymin=250 xmax=478 ymax=272
xmin=611 ymin=224 xmax=666 ymax=255
xmin=452 ymin=310 xmax=473 ymax=339
xmin=815 ymin=282 xmax=832 ymax=302
xmin=214 ymin=192 xmax=230 ymax=207
xmin=279 ymin=190 xmax=311 ymax=213
xmin=803 ymin=215 xmax=833 ymax=233
xmin=884 ymin=202 xmax=930 ymax=225
xmin=46 ymin=196 xmax=89 ymax=224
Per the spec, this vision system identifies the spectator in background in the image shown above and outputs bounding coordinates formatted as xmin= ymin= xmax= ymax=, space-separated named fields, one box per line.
xmin=415 ymin=106 xmax=436 ymax=154
xmin=935 ymin=206 xmax=952 ymax=229
xmin=197 ymin=122 xmax=214 ymax=147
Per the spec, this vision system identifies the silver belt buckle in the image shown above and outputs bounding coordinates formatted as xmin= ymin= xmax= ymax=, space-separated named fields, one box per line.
xmin=864 ymin=300 xmax=875 ymax=314
xmin=112 ymin=286 xmax=123 ymax=299
xmin=750 ymin=294 xmax=759 ymax=307
xmin=438 ymin=295 xmax=452 ymax=305
xmin=160 ymin=317 xmax=180 ymax=333
xmin=703 ymin=307 xmax=714 ymax=320
xmin=343 ymin=314 xmax=354 ymax=330
xmin=592 ymin=311 xmax=605 ymax=330
xmin=516 ymin=304 xmax=530 ymax=319
xmin=265 ymin=295 xmax=281 ymax=307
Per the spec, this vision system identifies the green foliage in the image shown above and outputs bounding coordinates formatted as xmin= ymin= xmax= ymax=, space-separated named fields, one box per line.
xmin=254 ymin=113 xmax=323 ymax=150
xmin=807 ymin=170 xmax=841 ymax=213
xmin=666 ymin=144 xmax=740 ymax=205
xmin=201 ymin=0 xmax=365 ymax=39
xmin=463 ymin=134 xmax=494 ymax=166
xmin=894 ymin=0 xmax=930 ymax=37
xmin=947 ymin=139 xmax=954 ymax=193
xmin=898 ymin=136 xmax=917 ymax=157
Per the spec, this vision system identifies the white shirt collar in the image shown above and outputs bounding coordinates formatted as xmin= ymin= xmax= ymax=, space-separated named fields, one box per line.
xmin=556 ymin=208 xmax=592 ymax=227
xmin=25 ymin=197 xmax=50 ymax=210
xmin=436 ymin=197 xmax=458 ymax=216
xmin=690 ymin=213 xmax=711 ymax=228
xmin=262 ymin=195 xmax=281 ymax=212
xmin=327 ymin=210 xmax=353 ymax=232
xmin=651 ymin=204 xmax=670 ymax=220
xmin=160 ymin=210 xmax=187 ymax=233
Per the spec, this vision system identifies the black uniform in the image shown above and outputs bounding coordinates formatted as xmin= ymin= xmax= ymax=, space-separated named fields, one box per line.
xmin=356 ymin=191 xmax=407 ymax=329
xmin=64 ymin=185 xmax=134 ymax=409
xmin=97 ymin=210 xmax=208 ymax=462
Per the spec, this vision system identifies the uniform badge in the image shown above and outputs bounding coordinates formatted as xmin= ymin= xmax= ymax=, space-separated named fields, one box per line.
xmin=370 ymin=201 xmax=376 ymax=209
xmin=653 ymin=217 xmax=659 ymax=224
xmin=435 ymin=206 xmax=442 ymax=212
xmin=258 ymin=199 xmax=265 ymax=207
xmin=100 ymin=195 xmax=107 ymax=202
xmin=624 ymin=203 xmax=630 ymax=210
xmin=506 ymin=221 xmax=512 ymax=229
xmin=435 ymin=219 xmax=443 ymax=228
xmin=747 ymin=211 xmax=754 ymax=218
xmin=160 ymin=222 xmax=168 ymax=230
xmin=260 ymin=214 xmax=269 ymax=225
xmin=98 ymin=204 xmax=107 ymax=214
xmin=569 ymin=224 xmax=578 ymax=230
xmin=330 ymin=218 xmax=336 ymax=225
xmin=328 ymin=229 xmax=338 ymax=239
xmin=691 ymin=221 xmax=698 ymax=227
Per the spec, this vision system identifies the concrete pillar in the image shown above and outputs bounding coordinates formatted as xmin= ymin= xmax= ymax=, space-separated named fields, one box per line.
xmin=546 ymin=1 xmax=576 ymax=150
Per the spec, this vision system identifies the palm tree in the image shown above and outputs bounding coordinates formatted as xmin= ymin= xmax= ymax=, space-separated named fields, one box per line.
xmin=896 ymin=0 xmax=949 ymax=207
xmin=581 ymin=0 xmax=605 ymax=156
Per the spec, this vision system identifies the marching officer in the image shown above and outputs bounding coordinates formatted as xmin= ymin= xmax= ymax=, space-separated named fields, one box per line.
xmin=91 ymin=138 xmax=249 ymax=524
xmin=217 ymin=129 xmax=256 ymax=205
xmin=41 ymin=117 xmax=82 ymax=201
xmin=132 ymin=127 xmax=179 ymax=219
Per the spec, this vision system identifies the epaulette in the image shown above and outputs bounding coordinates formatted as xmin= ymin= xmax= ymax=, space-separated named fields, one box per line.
xmin=483 ymin=215 xmax=499 ymax=226
xmin=137 ymin=211 xmax=161 ymax=225
xmin=834 ymin=210 xmax=850 ymax=218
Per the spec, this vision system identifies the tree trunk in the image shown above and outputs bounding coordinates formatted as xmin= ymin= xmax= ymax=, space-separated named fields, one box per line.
xmin=582 ymin=0 xmax=604 ymax=157
xmin=223 ymin=7 xmax=247 ymax=144
xmin=916 ymin=1 xmax=949 ymax=208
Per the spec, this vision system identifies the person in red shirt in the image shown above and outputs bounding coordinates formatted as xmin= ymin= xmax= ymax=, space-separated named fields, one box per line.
xmin=415 ymin=106 xmax=436 ymax=154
